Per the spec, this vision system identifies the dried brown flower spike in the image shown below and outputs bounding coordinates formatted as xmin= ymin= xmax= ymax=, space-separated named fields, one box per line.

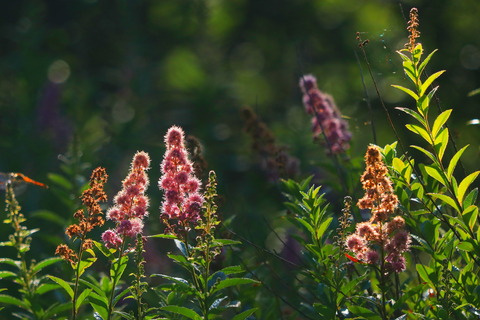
xmin=55 ymin=167 xmax=108 ymax=263
xmin=405 ymin=7 xmax=420 ymax=52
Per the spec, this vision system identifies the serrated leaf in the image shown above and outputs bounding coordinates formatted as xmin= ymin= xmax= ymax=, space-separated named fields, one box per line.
xmin=419 ymin=70 xmax=445 ymax=97
xmin=161 ymin=306 xmax=202 ymax=320
xmin=232 ymin=308 xmax=258 ymax=320
xmin=458 ymin=171 xmax=480 ymax=204
xmin=432 ymin=109 xmax=452 ymax=138
xmin=447 ymin=145 xmax=469 ymax=181
xmin=48 ymin=276 xmax=73 ymax=299
xmin=392 ymin=84 xmax=419 ymax=101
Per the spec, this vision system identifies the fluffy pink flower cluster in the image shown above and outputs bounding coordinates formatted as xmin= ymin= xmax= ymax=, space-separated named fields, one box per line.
xmin=346 ymin=217 xmax=411 ymax=273
xmin=346 ymin=146 xmax=411 ymax=273
xmin=102 ymin=151 xmax=150 ymax=249
xmin=299 ymin=75 xmax=351 ymax=154
xmin=159 ymin=126 xmax=204 ymax=230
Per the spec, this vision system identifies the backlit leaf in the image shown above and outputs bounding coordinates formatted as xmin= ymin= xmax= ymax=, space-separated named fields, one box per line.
xmin=406 ymin=124 xmax=431 ymax=143
xmin=447 ymin=145 xmax=469 ymax=181
xmin=432 ymin=109 xmax=452 ymax=138
xmin=419 ymin=70 xmax=446 ymax=96
xmin=458 ymin=171 xmax=480 ymax=204
xmin=392 ymin=85 xmax=419 ymax=101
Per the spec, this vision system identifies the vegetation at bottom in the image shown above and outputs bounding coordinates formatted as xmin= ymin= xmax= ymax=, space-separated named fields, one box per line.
xmin=1 ymin=4 xmax=480 ymax=320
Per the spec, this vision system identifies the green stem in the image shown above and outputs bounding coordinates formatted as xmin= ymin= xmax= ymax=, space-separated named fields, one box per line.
xmin=107 ymin=239 xmax=127 ymax=320
xmin=72 ymin=242 xmax=85 ymax=320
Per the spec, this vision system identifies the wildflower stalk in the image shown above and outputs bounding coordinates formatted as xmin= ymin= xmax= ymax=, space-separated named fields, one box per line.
xmin=392 ymin=8 xmax=480 ymax=266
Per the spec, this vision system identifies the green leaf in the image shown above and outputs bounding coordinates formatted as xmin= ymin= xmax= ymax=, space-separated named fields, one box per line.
xmin=32 ymin=257 xmax=62 ymax=274
xmin=348 ymin=305 xmax=382 ymax=320
xmin=402 ymin=59 xmax=417 ymax=84
xmin=0 ymin=271 xmax=17 ymax=279
xmin=211 ymin=278 xmax=260 ymax=294
xmin=424 ymin=165 xmax=447 ymax=186
xmin=432 ymin=109 xmax=452 ymax=138
xmin=418 ymin=49 xmax=438 ymax=76
xmin=463 ymin=188 xmax=478 ymax=208
xmin=78 ymin=254 xmax=97 ymax=277
xmin=392 ymin=84 xmax=419 ymax=101
xmin=212 ymin=239 xmax=242 ymax=246
xmin=458 ymin=171 xmax=480 ymax=204
xmin=160 ymin=306 xmax=202 ymax=320
xmin=111 ymin=255 xmax=129 ymax=285
xmin=416 ymin=264 xmax=434 ymax=286
xmin=0 ymin=294 xmax=30 ymax=309
xmin=457 ymin=241 xmax=474 ymax=252
xmin=406 ymin=124 xmax=432 ymax=144
xmin=412 ymin=145 xmax=436 ymax=163
xmin=148 ymin=234 xmax=178 ymax=239
xmin=433 ymin=127 xmax=449 ymax=161
xmin=462 ymin=205 xmax=479 ymax=231
xmin=447 ymin=145 xmax=469 ymax=181
xmin=94 ymin=240 xmax=115 ymax=259
xmin=419 ymin=70 xmax=446 ymax=96
xmin=214 ymin=265 xmax=244 ymax=276
xmin=75 ymin=288 xmax=92 ymax=312
xmin=412 ymin=43 xmax=424 ymax=64
xmin=89 ymin=292 xmax=109 ymax=320
xmin=174 ymin=239 xmax=188 ymax=256
xmin=428 ymin=193 xmax=461 ymax=213
xmin=48 ymin=275 xmax=73 ymax=299
xmin=396 ymin=107 xmax=426 ymax=126
xmin=44 ymin=302 xmax=73 ymax=319
xmin=0 ymin=258 xmax=19 ymax=268
xmin=34 ymin=283 xmax=61 ymax=295
xmin=316 ymin=217 xmax=332 ymax=240
xmin=47 ymin=172 xmax=73 ymax=189
xmin=232 ymin=308 xmax=258 ymax=320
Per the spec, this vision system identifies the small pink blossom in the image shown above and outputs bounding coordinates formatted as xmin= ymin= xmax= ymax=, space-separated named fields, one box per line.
xmin=102 ymin=230 xmax=123 ymax=249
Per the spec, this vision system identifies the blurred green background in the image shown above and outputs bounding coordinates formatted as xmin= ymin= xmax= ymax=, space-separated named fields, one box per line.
xmin=0 ymin=0 xmax=479 ymax=298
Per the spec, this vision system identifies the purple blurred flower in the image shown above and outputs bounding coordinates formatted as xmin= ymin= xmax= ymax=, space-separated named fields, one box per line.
xmin=299 ymin=75 xmax=351 ymax=154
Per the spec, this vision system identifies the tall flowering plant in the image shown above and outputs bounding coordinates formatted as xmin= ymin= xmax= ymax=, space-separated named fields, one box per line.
xmin=155 ymin=126 xmax=258 ymax=320
xmin=102 ymin=151 xmax=151 ymax=250
xmin=159 ymin=126 xmax=204 ymax=236
xmin=93 ymin=151 xmax=151 ymax=320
